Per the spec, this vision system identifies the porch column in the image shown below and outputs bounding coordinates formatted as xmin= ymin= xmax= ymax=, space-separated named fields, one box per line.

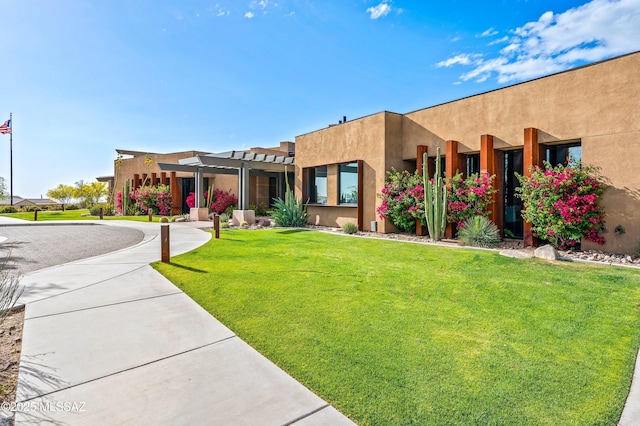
xmin=239 ymin=162 xmax=250 ymax=210
xmin=480 ymin=135 xmax=503 ymax=231
xmin=523 ymin=128 xmax=541 ymax=247
xmin=133 ymin=174 xmax=140 ymax=189
xmin=194 ymin=167 xmax=204 ymax=209
xmin=151 ymin=172 xmax=158 ymax=185
xmin=445 ymin=140 xmax=460 ymax=238
xmin=170 ymin=172 xmax=181 ymax=215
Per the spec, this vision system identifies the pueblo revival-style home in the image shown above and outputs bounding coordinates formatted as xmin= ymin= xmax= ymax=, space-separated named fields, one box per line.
xmin=108 ymin=51 xmax=639 ymax=255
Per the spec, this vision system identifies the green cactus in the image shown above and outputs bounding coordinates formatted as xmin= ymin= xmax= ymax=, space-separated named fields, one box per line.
xmin=423 ymin=147 xmax=447 ymax=241
xmin=122 ymin=179 xmax=130 ymax=216
xmin=206 ymin=184 xmax=214 ymax=210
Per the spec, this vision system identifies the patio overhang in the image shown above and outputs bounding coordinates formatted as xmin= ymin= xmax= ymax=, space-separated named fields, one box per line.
xmin=157 ymin=151 xmax=294 ymax=210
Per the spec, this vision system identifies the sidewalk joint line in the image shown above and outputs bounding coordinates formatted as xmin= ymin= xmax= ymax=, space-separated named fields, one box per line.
xmin=18 ymin=335 xmax=238 ymax=403
xmin=284 ymin=403 xmax=331 ymax=425
xmin=26 ymin=291 xmax=184 ymax=320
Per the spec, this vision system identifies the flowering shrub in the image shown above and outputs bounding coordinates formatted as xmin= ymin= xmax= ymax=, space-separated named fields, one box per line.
xmin=516 ymin=162 xmax=605 ymax=249
xmin=186 ymin=189 xmax=237 ymax=214
xmin=116 ymin=185 xmax=171 ymax=216
xmin=447 ymin=173 xmax=496 ymax=228
xmin=377 ymin=169 xmax=424 ymax=232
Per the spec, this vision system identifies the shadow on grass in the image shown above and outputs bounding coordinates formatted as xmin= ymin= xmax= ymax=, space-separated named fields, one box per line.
xmin=277 ymin=229 xmax=311 ymax=235
xmin=168 ymin=263 xmax=208 ymax=273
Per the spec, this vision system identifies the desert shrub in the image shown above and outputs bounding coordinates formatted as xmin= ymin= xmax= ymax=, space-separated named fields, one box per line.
xmin=271 ymin=194 xmax=309 ymax=227
xmin=0 ymin=206 xmax=17 ymax=214
xmin=220 ymin=213 xmax=230 ymax=228
xmin=516 ymin=161 xmax=605 ymax=249
xmin=447 ymin=173 xmax=496 ymax=229
xmin=377 ymin=169 xmax=424 ymax=232
xmin=65 ymin=204 xmax=79 ymax=210
xmin=89 ymin=203 xmax=115 ymax=216
xmin=343 ymin=223 xmax=358 ymax=234
xmin=0 ymin=256 xmax=22 ymax=326
xmin=20 ymin=206 xmax=41 ymax=212
xmin=160 ymin=216 xmax=169 ymax=223
xmin=186 ymin=189 xmax=237 ymax=214
xmin=458 ymin=215 xmax=501 ymax=248
xmin=249 ymin=202 xmax=270 ymax=216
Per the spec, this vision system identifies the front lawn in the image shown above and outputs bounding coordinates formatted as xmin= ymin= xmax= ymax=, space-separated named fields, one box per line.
xmin=0 ymin=209 xmax=164 ymax=222
xmin=153 ymin=229 xmax=640 ymax=425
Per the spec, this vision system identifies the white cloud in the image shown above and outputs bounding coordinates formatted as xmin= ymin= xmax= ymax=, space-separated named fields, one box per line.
xmin=436 ymin=53 xmax=483 ymax=68
xmin=478 ymin=27 xmax=498 ymax=37
xmin=367 ymin=2 xmax=392 ymax=20
xmin=439 ymin=0 xmax=640 ymax=83
xmin=244 ymin=11 xmax=255 ymax=18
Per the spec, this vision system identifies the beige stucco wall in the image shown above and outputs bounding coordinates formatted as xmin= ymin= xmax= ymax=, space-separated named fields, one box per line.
xmin=295 ymin=112 xmax=404 ymax=232
xmin=296 ymin=52 xmax=640 ymax=253
xmin=402 ymin=53 xmax=639 ymax=158
xmin=400 ymin=52 xmax=640 ymax=254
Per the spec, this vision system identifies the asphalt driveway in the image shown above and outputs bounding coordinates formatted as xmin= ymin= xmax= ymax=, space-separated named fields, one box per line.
xmin=0 ymin=224 xmax=144 ymax=273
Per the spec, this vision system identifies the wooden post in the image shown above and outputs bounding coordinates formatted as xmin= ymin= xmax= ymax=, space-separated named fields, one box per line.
xmin=100 ymin=207 xmax=104 ymax=220
xmin=34 ymin=210 xmax=38 ymax=221
xmin=161 ymin=224 xmax=170 ymax=263
xmin=214 ymin=214 xmax=220 ymax=239
xmin=481 ymin=134 xmax=503 ymax=232
xmin=148 ymin=209 xmax=153 ymax=222
xmin=523 ymin=128 xmax=541 ymax=247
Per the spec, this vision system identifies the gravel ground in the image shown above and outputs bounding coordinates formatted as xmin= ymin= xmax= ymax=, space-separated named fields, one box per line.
xmin=0 ymin=224 xmax=145 ymax=273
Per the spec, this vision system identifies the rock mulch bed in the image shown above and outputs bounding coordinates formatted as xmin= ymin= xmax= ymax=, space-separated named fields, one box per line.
xmin=308 ymin=226 xmax=640 ymax=268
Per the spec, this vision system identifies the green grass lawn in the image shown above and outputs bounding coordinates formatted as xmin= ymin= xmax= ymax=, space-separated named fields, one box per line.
xmin=0 ymin=209 xmax=164 ymax=222
xmin=153 ymin=229 xmax=640 ymax=425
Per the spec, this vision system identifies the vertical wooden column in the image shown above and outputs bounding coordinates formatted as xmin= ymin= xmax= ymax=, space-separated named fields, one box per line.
xmin=170 ymin=172 xmax=181 ymax=215
xmin=416 ymin=146 xmax=428 ymax=236
xmin=161 ymin=172 xmax=167 ymax=186
xmin=133 ymin=174 xmax=140 ymax=189
xmin=416 ymin=145 xmax=428 ymax=176
xmin=357 ymin=160 xmax=364 ymax=231
xmin=151 ymin=173 xmax=158 ymax=185
xmin=523 ymin=128 xmax=541 ymax=247
xmin=481 ymin=135 xmax=503 ymax=231
xmin=445 ymin=140 xmax=460 ymax=238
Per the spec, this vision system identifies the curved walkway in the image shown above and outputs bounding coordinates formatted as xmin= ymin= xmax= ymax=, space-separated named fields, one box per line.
xmin=1 ymin=219 xmax=354 ymax=425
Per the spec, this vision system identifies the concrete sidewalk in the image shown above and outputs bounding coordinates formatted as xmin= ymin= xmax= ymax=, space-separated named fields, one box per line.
xmin=5 ymin=220 xmax=354 ymax=425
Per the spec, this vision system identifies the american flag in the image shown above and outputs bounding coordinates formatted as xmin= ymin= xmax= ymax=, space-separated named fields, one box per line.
xmin=0 ymin=119 xmax=10 ymax=135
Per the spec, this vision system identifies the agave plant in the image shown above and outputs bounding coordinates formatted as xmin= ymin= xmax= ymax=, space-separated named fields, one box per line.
xmin=458 ymin=215 xmax=500 ymax=248
xmin=271 ymin=168 xmax=309 ymax=227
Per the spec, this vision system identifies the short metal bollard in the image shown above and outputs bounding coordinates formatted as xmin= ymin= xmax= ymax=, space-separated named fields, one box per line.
xmin=34 ymin=210 xmax=38 ymax=221
xmin=213 ymin=214 xmax=220 ymax=239
xmin=99 ymin=207 xmax=104 ymax=220
xmin=161 ymin=224 xmax=170 ymax=263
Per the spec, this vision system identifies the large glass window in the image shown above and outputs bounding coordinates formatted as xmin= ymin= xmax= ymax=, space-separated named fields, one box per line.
xmin=339 ymin=162 xmax=358 ymax=204
xmin=545 ymin=142 xmax=582 ymax=166
xmin=466 ymin=154 xmax=480 ymax=176
xmin=307 ymin=166 xmax=327 ymax=204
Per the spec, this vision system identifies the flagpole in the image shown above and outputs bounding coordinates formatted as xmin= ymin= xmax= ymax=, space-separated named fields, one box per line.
xmin=9 ymin=112 xmax=13 ymax=206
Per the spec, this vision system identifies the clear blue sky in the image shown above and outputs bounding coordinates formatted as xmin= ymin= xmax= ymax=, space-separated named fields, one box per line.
xmin=1 ymin=0 xmax=639 ymax=198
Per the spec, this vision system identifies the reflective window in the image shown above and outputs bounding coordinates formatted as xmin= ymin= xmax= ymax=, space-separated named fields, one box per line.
xmin=308 ymin=166 xmax=327 ymax=204
xmin=339 ymin=162 xmax=358 ymax=204
xmin=545 ymin=143 xmax=582 ymax=166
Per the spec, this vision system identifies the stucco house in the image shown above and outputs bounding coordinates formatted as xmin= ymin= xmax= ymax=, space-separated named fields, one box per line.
xmin=294 ymin=51 xmax=639 ymax=255
xmin=111 ymin=51 xmax=639 ymax=254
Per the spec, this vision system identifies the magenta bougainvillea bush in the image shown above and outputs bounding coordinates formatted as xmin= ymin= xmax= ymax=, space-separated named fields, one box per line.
xmin=377 ymin=168 xmax=496 ymax=233
xmin=516 ymin=162 xmax=605 ymax=249
xmin=447 ymin=173 xmax=496 ymax=228
xmin=186 ymin=188 xmax=238 ymax=214
xmin=116 ymin=184 xmax=171 ymax=216
xmin=376 ymin=169 xmax=424 ymax=232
